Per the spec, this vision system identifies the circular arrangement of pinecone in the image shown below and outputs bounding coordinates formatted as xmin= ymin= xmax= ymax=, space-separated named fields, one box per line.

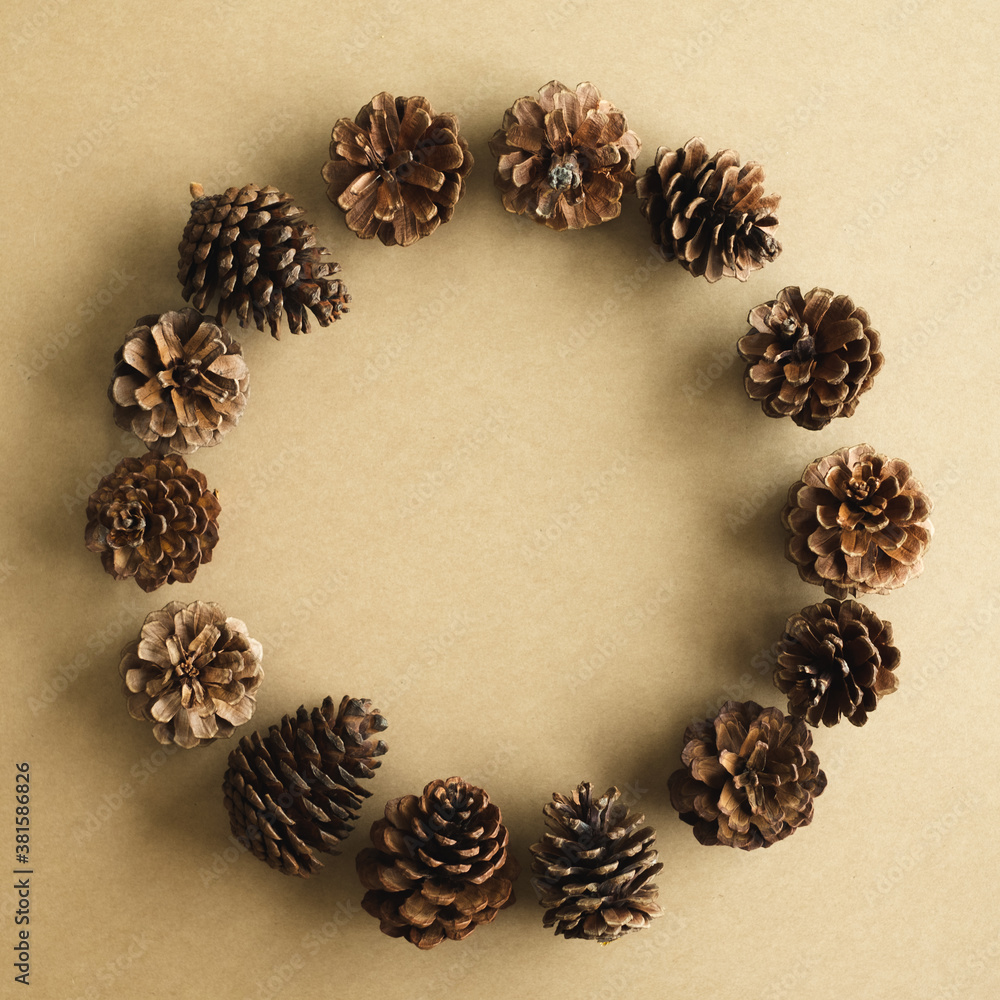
xmin=782 ymin=444 xmax=933 ymax=598
xmin=488 ymin=80 xmax=641 ymax=231
xmin=357 ymin=777 xmax=520 ymax=949
xmin=738 ymin=287 xmax=884 ymax=430
xmin=84 ymin=452 xmax=221 ymax=592
xmin=322 ymin=92 xmax=473 ymax=247
xmin=177 ymin=182 xmax=350 ymax=338
xmin=668 ymin=700 xmax=827 ymax=850
xmin=774 ymin=599 xmax=900 ymax=727
xmin=109 ymin=308 xmax=249 ymax=454
xmin=529 ymin=783 xmax=662 ymax=942
xmin=636 ymin=137 xmax=781 ymax=281
xmin=223 ymin=697 xmax=388 ymax=877
xmin=119 ymin=601 xmax=263 ymax=748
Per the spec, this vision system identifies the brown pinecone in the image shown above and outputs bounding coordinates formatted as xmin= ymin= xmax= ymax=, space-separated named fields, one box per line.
xmin=84 ymin=453 xmax=220 ymax=592
xmin=529 ymin=783 xmax=662 ymax=942
xmin=782 ymin=444 xmax=933 ymax=598
xmin=738 ymin=287 xmax=884 ymax=430
xmin=109 ymin=308 xmax=249 ymax=454
xmin=668 ymin=700 xmax=826 ymax=850
xmin=357 ymin=777 xmax=520 ymax=949
xmin=223 ymin=697 xmax=388 ymax=877
xmin=775 ymin=599 xmax=900 ymax=727
xmin=322 ymin=92 xmax=473 ymax=247
xmin=636 ymin=137 xmax=781 ymax=281
xmin=488 ymin=80 xmax=641 ymax=231
xmin=119 ymin=601 xmax=263 ymax=749
xmin=177 ymin=182 xmax=350 ymax=338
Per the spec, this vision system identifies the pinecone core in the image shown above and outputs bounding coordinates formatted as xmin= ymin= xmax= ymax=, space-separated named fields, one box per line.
xmin=546 ymin=154 xmax=582 ymax=192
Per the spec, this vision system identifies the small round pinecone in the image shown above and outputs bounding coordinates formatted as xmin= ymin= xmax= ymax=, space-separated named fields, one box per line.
xmin=177 ymin=182 xmax=350 ymax=338
xmin=322 ymin=92 xmax=473 ymax=247
xmin=637 ymin=137 xmax=781 ymax=281
xmin=84 ymin=453 xmax=221 ymax=592
xmin=223 ymin=697 xmax=388 ymax=877
xmin=775 ymin=599 xmax=900 ymax=727
xmin=782 ymin=444 xmax=933 ymax=598
xmin=119 ymin=601 xmax=263 ymax=749
xmin=488 ymin=80 xmax=641 ymax=231
xmin=109 ymin=308 xmax=249 ymax=454
xmin=530 ymin=783 xmax=662 ymax=942
xmin=738 ymin=287 xmax=884 ymax=430
xmin=357 ymin=777 xmax=520 ymax=949
xmin=668 ymin=700 xmax=827 ymax=850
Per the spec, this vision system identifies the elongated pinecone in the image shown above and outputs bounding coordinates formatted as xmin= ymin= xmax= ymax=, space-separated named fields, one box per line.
xmin=775 ymin=599 xmax=900 ymax=727
xmin=119 ymin=601 xmax=262 ymax=748
xmin=178 ymin=182 xmax=350 ymax=338
xmin=322 ymin=92 xmax=473 ymax=247
xmin=357 ymin=777 xmax=520 ymax=949
xmin=668 ymin=700 xmax=826 ymax=850
xmin=84 ymin=453 xmax=220 ymax=592
xmin=738 ymin=287 xmax=884 ymax=430
xmin=109 ymin=308 xmax=249 ymax=454
xmin=530 ymin=783 xmax=662 ymax=942
xmin=782 ymin=444 xmax=933 ymax=598
xmin=488 ymin=80 xmax=641 ymax=231
xmin=637 ymin=137 xmax=781 ymax=281
xmin=223 ymin=697 xmax=387 ymax=877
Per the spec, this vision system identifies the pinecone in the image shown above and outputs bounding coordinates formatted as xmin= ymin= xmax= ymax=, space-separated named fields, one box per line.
xmin=223 ymin=697 xmax=388 ymax=877
xmin=322 ymin=92 xmax=473 ymax=247
xmin=488 ymin=80 xmax=641 ymax=231
xmin=119 ymin=601 xmax=263 ymax=748
xmin=774 ymin=599 xmax=900 ymax=727
xmin=738 ymin=287 xmax=884 ymax=430
xmin=357 ymin=777 xmax=520 ymax=949
xmin=84 ymin=452 xmax=220 ymax=592
xmin=668 ymin=700 xmax=826 ymax=850
xmin=636 ymin=137 xmax=781 ymax=281
xmin=109 ymin=308 xmax=249 ymax=454
xmin=782 ymin=444 xmax=933 ymax=598
xmin=529 ymin=783 xmax=662 ymax=942
xmin=177 ymin=182 xmax=350 ymax=338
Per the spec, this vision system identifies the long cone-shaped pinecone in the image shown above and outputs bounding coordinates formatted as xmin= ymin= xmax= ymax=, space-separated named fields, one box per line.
xmin=119 ymin=601 xmax=263 ymax=748
xmin=322 ymin=92 xmax=473 ymax=247
xmin=738 ymin=287 xmax=884 ymax=430
xmin=84 ymin=453 xmax=220 ymax=592
xmin=775 ymin=599 xmax=900 ymax=727
xmin=109 ymin=308 xmax=249 ymax=454
xmin=357 ymin=777 xmax=520 ymax=949
xmin=178 ymin=182 xmax=350 ymax=338
xmin=637 ymin=137 xmax=781 ymax=281
xmin=223 ymin=697 xmax=388 ymax=877
xmin=488 ymin=80 xmax=641 ymax=231
xmin=668 ymin=700 xmax=826 ymax=850
xmin=782 ymin=444 xmax=933 ymax=598
xmin=530 ymin=783 xmax=662 ymax=942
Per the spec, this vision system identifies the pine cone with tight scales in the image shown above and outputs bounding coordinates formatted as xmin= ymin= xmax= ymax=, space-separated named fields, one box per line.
xmin=177 ymin=182 xmax=350 ymax=338
xmin=774 ymin=599 xmax=900 ymax=727
xmin=357 ymin=776 xmax=519 ymax=949
xmin=530 ymin=783 xmax=662 ymax=942
xmin=738 ymin=287 xmax=883 ymax=430
xmin=323 ymin=92 xmax=473 ymax=247
xmin=668 ymin=700 xmax=826 ymax=850
xmin=119 ymin=600 xmax=262 ymax=749
xmin=781 ymin=444 xmax=933 ymax=598
xmin=84 ymin=452 xmax=220 ymax=592
xmin=488 ymin=80 xmax=641 ymax=231
xmin=637 ymin=137 xmax=781 ymax=281
xmin=109 ymin=308 xmax=249 ymax=454
xmin=223 ymin=697 xmax=387 ymax=877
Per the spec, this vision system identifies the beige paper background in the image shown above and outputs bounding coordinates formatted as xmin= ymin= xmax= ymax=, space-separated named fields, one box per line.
xmin=3 ymin=1 xmax=999 ymax=997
